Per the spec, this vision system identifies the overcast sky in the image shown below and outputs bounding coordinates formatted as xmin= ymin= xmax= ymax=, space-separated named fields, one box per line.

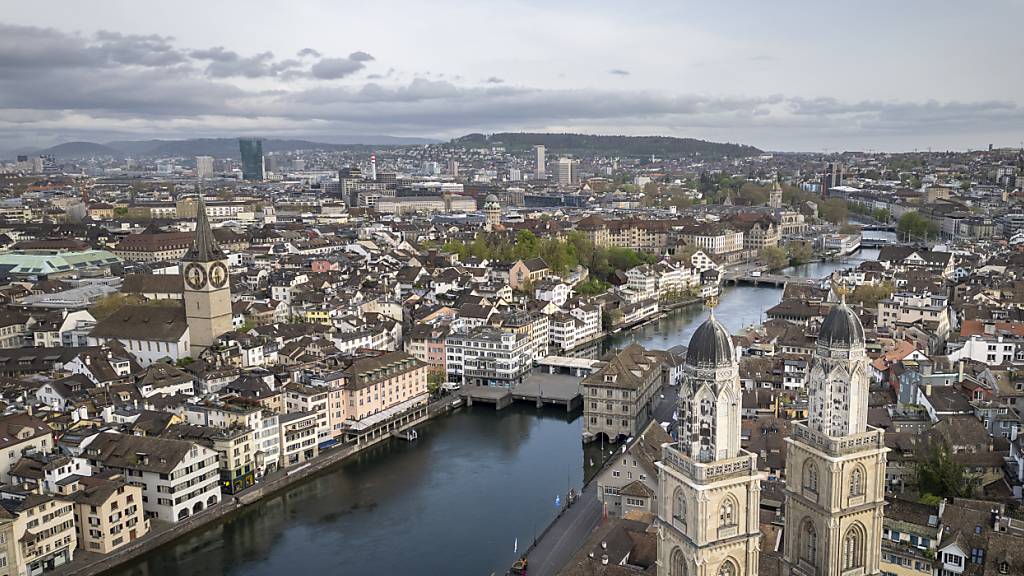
xmin=2 ymin=0 xmax=1022 ymax=152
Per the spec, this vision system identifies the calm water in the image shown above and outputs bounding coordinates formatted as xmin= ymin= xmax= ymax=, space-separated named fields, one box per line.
xmin=106 ymin=248 xmax=878 ymax=576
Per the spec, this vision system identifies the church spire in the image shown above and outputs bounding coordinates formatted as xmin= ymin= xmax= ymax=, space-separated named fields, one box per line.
xmin=183 ymin=193 xmax=225 ymax=262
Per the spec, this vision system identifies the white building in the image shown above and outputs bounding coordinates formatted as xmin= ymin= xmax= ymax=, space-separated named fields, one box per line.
xmin=82 ymin=432 xmax=221 ymax=523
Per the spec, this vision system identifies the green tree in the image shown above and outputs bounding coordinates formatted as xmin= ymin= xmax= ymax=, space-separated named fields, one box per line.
xmin=872 ymin=208 xmax=891 ymax=223
xmin=897 ymin=212 xmax=939 ymax=239
xmin=818 ymin=198 xmax=848 ymax=224
xmin=850 ymin=282 xmax=894 ymax=308
xmin=427 ymin=371 xmax=445 ymax=396
xmin=761 ymin=246 xmax=789 ymax=271
xmin=575 ymin=278 xmax=610 ymax=296
xmin=916 ymin=438 xmax=976 ymax=500
xmin=784 ymin=241 xmax=813 ymax=266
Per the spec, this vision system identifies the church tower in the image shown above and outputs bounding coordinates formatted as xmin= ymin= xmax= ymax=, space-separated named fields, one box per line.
xmin=782 ymin=292 xmax=886 ymax=576
xmin=484 ymin=194 xmax=501 ymax=231
xmin=768 ymin=180 xmax=783 ymax=210
xmin=657 ymin=303 xmax=764 ymax=576
xmin=182 ymin=195 xmax=232 ymax=357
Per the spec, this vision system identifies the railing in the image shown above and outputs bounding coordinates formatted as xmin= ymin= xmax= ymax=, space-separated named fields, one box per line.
xmin=663 ymin=446 xmax=757 ymax=482
xmin=792 ymin=422 xmax=886 ymax=456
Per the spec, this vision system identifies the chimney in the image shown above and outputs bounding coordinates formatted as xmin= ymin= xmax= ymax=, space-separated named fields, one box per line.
xmin=601 ymin=555 xmax=609 ymax=566
xmin=958 ymin=359 xmax=965 ymax=383
xmin=925 ymin=384 xmax=933 ymax=397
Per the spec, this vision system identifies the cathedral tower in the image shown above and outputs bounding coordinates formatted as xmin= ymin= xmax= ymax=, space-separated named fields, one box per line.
xmin=657 ymin=303 xmax=764 ymax=576
xmin=182 ymin=195 xmax=232 ymax=357
xmin=768 ymin=179 xmax=783 ymax=210
xmin=484 ymin=194 xmax=501 ymax=231
xmin=782 ymin=293 xmax=886 ymax=576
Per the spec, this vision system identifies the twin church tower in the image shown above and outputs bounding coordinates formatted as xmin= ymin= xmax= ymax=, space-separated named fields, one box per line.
xmin=657 ymin=294 xmax=886 ymax=576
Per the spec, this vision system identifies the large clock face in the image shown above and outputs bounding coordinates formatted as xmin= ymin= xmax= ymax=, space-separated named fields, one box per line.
xmin=209 ymin=262 xmax=228 ymax=289
xmin=184 ymin=263 xmax=207 ymax=290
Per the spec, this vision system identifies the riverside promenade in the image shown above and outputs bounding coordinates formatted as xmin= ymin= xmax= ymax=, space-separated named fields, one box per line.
xmin=517 ymin=378 xmax=681 ymax=575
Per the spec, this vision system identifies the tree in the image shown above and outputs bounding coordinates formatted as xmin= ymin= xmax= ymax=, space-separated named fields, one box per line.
xmin=575 ymin=278 xmax=610 ymax=296
xmin=915 ymin=438 xmax=976 ymax=500
xmin=850 ymin=282 xmax=894 ymax=308
xmin=427 ymin=371 xmax=445 ymax=396
xmin=897 ymin=212 xmax=939 ymax=239
xmin=818 ymin=198 xmax=848 ymax=224
xmin=839 ymin=223 xmax=860 ymax=234
xmin=785 ymin=241 xmax=813 ymax=265
xmin=872 ymin=208 xmax=891 ymax=223
xmin=761 ymin=246 xmax=789 ymax=271
xmin=676 ymin=244 xmax=699 ymax=263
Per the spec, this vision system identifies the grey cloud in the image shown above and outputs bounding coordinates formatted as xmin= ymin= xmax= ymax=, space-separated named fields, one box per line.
xmin=349 ymin=51 xmax=374 ymax=62
xmin=297 ymin=48 xmax=321 ymax=58
xmin=485 ymin=77 xmax=504 ymax=84
xmin=0 ymin=24 xmax=185 ymax=70
xmin=93 ymin=30 xmax=186 ymax=67
xmin=189 ymin=46 xmax=238 ymax=62
xmin=609 ymin=69 xmax=630 ymax=76
xmin=311 ymin=57 xmax=367 ymax=79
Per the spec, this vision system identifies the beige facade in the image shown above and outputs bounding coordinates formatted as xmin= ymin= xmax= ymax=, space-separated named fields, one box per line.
xmin=0 ymin=517 xmax=15 ymax=576
xmin=582 ymin=344 xmax=664 ymax=442
xmin=0 ymin=415 xmax=53 ymax=484
xmin=279 ymin=412 xmax=318 ymax=468
xmin=70 ymin=475 xmax=148 ymax=555
xmin=4 ymin=489 xmax=76 ymax=576
xmin=783 ymin=302 xmax=887 ymax=576
xmin=657 ymin=312 xmax=763 ymax=576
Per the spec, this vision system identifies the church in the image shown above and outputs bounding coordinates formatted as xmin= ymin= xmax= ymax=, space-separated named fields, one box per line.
xmin=181 ymin=195 xmax=233 ymax=357
xmin=657 ymin=292 xmax=886 ymax=576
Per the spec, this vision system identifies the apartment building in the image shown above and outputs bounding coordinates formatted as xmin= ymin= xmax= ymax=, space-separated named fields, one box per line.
xmin=446 ymin=326 xmax=532 ymax=388
xmin=283 ymin=383 xmax=331 ymax=447
xmin=278 ymin=412 xmax=318 ymax=468
xmin=69 ymin=473 xmax=148 ymax=555
xmin=0 ymin=415 xmax=53 ymax=483
xmin=81 ymin=432 xmax=221 ymax=523
xmin=878 ymin=291 xmax=951 ymax=350
xmin=0 ymin=486 xmax=76 ymax=576
xmin=582 ymin=344 xmax=666 ymax=442
xmin=163 ymin=424 xmax=256 ymax=495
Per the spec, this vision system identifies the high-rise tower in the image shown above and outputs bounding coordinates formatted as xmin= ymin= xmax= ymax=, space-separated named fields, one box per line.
xmin=783 ymin=291 xmax=886 ymax=576
xmin=657 ymin=302 xmax=764 ymax=576
xmin=183 ymin=195 xmax=232 ymax=357
xmin=535 ymin=145 xmax=546 ymax=179
xmin=239 ymin=138 xmax=264 ymax=181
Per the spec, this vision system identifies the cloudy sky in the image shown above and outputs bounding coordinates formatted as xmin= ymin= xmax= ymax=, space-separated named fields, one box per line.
xmin=2 ymin=0 xmax=1022 ymax=152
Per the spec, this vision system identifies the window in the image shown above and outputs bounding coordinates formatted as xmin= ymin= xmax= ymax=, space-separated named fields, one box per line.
xmin=850 ymin=466 xmax=864 ymax=497
xmin=844 ymin=525 xmax=864 ymax=570
xmin=802 ymin=520 xmax=817 ymax=563
xmin=719 ymin=498 xmax=736 ymax=527
xmin=670 ymin=548 xmax=686 ymax=576
xmin=673 ymin=488 xmax=686 ymax=528
xmin=970 ymin=548 xmax=984 ymax=565
xmin=718 ymin=560 xmax=737 ymax=576
xmin=803 ymin=461 xmax=819 ymax=493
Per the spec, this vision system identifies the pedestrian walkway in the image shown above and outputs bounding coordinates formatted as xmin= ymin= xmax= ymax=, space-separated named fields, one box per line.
xmin=522 ymin=482 xmax=603 ymax=576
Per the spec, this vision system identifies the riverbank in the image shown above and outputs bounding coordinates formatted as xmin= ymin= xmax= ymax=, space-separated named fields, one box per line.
xmin=53 ymin=398 xmax=454 ymax=576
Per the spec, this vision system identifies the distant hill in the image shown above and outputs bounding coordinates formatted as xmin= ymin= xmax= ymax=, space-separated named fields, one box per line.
xmin=38 ymin=141 xmax=124 ymax=158
xmin=452 ymin=132 xmax=761 ymax=158
xmin=105 ymin=136 xmax=436 ymax=158
xmin=25 ymin=136 xmax=438 ymax=160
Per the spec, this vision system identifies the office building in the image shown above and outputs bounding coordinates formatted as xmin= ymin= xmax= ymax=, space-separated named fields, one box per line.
xmin=535 ymin=145 xmax=546 ymax=178
xmin=238 ymin=138 xmax=265 ymax=181
xmin=195 ymin=156 xmax=214 ymax=179
xmin=555 ymin=157 xmax=576 ymax=188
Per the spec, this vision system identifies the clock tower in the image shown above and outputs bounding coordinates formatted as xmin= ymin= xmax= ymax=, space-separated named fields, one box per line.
xmin=182 ymin=195 xmax=232 ymax=357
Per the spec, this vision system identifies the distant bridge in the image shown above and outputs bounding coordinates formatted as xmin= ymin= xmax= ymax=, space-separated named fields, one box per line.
xmin=722 ymin=273 xmax=818 ymax=288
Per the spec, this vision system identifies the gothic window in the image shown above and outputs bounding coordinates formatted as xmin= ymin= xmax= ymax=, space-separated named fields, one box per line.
xmin=802 ymin=520 xmax=818 ymax=564
xmin=803 ymin=461 xmax=819 ymax=494
xmin=850 ymin=466 xmax=864 ymax=497
xmin=670 ymin=548 xmax=687 ymax=576
xmin=673 ymin=488 xmax=686 ymax=529
xmin=843 ymin=524 xmax=865 ymax=569
xmin=718 ymin=559 xmax=737 ymax=576
xmin=719 ymin=496 xmax=737 ymax=527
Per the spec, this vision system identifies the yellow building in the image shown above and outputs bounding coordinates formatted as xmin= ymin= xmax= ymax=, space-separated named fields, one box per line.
xmin=69 ymin=474 xmax=148 ymax=555
xmin=1 ymin=485 xmax=76 ymax=576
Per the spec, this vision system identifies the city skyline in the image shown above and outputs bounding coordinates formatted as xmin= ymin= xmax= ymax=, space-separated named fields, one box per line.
xmin=2 ymin=0 xmax=1022 ymax=153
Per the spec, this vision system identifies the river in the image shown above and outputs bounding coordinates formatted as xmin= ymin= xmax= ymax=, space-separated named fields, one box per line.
xmin=106 ymin=247 xmax=881 ymax=576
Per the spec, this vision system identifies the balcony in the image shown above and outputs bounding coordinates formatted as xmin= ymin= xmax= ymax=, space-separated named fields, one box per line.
xmin=792 ymin=422 xmax=886 ymax=457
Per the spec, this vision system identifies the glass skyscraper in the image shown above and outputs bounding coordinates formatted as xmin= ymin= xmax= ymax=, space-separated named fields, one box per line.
xmin=238 ymin=138 xmax=265 ymax=181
